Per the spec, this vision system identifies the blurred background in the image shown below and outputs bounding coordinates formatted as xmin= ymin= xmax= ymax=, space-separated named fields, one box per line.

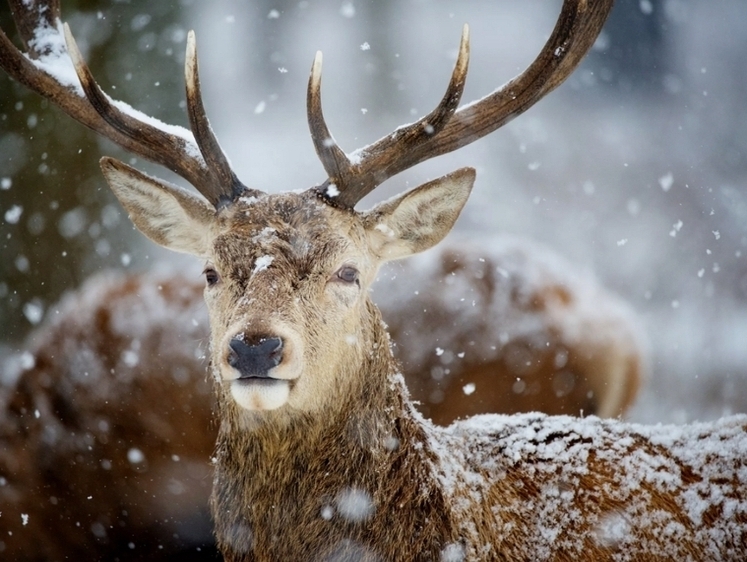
xmin=1 ymin=0 xmax=746 ymax=423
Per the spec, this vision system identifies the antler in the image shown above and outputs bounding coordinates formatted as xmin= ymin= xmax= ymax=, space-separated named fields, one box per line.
xmin=308 ymin=0 xmax=614 ymax=209
xmin=0 ymin=0 xmax=251 ymax=207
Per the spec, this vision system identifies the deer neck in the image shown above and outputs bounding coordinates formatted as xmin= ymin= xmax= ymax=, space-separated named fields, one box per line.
xmin=210 ymin=300 xmax=455 ymax=560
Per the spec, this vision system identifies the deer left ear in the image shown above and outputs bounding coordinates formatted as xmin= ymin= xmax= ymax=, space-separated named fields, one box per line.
xmin=363 ymin=167 xmax=475 ymax=261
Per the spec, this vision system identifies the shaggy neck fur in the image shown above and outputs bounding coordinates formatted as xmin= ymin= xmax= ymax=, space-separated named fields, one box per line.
xmin=210 ymin=300 xmax=457 ymax=562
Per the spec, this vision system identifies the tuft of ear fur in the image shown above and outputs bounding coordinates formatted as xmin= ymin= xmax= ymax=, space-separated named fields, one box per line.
xmin=100 ymin=157 xmax=216 ymax=257
xmin=363 ymin=167 xmax=475 ymax=261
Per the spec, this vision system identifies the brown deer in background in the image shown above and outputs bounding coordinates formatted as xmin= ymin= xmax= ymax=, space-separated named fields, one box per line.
xmin=3 ymin=0 xmax=744 ymax=560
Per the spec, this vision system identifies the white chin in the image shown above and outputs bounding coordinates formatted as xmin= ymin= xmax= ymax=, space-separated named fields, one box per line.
xmin=230 ymin=379 xmax=290 ymax=411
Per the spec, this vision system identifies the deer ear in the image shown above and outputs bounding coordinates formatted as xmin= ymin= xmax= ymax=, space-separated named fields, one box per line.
xmin=100 ymin=157 xmax=216 ymax=257
xmin=363 ymin=167 xmax=475 ymax=261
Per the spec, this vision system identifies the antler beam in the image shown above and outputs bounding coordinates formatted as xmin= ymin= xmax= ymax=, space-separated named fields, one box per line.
xmin=0 ymin=0 xmax=251 ymax=207
xmin=308 ymin=0 xmax=614 ymax=209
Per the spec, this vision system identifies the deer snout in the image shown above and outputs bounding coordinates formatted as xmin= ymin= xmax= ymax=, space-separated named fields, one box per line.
xmin=228 ymin=336 xmax=284 ymax=379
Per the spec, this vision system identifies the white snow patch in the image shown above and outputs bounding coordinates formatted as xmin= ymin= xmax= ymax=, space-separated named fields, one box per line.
xmin=4 ymin=205 xmax=22 ymax=224
xmin=462 ymin=383 xmax=476 ymax=395
xmin=27 ymin=22 xmax=82 ymax=94
xmin=253 ymin=255 xmax=274 ymax=274
xmin=23 ymin=301 xmax=44 ymax=325
xmin=440 ymin=542 xmax=466 ymax=562
xmin=659 ymin=172 xmax=674 ymax=191
xmin=127 ymin=448 xmax=145 ymax=464
xmin=336 ymin=488 xmax=373 ymax=522
xmin=340 ymin=2 xmax=356 ymax=18
xmin=374 ymin=223 xmax=395 ymax=238
xmin=592 ymin=511 xmax=631 ymax=547
xmin=320 ymin=505 xmax=334 ymax=520
xmin=20 ymin=351 xmax=35 ymax=370
xmin=326 ymin=184 xmax=340 ymax=198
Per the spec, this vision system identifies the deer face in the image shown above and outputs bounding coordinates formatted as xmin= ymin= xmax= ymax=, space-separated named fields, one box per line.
xmin=204 ymin=191 xmax=378 ymax=413
xmin=101 ymin=159 xmax=474 ymax=416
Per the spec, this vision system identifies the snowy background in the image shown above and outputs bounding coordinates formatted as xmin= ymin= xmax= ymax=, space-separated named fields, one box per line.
xmin=1 ymin=0 xmax=747 ymax=423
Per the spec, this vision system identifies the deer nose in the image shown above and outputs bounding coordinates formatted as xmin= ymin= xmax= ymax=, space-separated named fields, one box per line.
xmin=227 ymin=336 xmax=284 ymax=379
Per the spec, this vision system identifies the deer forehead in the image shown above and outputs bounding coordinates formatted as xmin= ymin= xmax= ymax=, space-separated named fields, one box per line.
xmin=211 ymin=192 xmax=372 ymax=275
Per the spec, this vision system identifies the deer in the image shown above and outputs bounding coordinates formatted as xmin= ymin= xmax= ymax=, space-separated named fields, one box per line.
xmin=1 ymin=0 xmax=745 ymax=560
xmin=0 ymin=241 xmax=643 ymax=559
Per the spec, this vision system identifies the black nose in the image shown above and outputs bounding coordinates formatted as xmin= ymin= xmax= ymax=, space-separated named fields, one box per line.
xmin=228 ymin=336 xmax=284 ymax=379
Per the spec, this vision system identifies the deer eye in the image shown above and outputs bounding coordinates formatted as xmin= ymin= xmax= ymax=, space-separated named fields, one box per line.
xmin=204 ymin=267 xmax=220 ymax=287
xmin=335 ymin=266 xmax=359 ymax=285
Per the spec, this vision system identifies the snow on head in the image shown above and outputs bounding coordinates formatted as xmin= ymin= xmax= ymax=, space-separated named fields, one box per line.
xmin=253 ymin=255 xmax=274 ymax=274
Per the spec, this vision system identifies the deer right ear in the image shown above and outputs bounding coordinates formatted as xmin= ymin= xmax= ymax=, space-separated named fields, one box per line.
xmin=363 ymin=167 xmax=475 ymax=262
xmin=100 ymin=157 xmax=216 ymax=257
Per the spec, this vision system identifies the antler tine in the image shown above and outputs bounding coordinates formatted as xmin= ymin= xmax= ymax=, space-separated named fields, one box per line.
xmin=185 ymin=30 xmax=257 ymax=205
xmin=63 ymin=24 xmax=226 ymax=205
xmin=0 ymin=13 xmax=187 ymax=183
xmin=0 ymin=1 xmax=242 ymax=208
xmin=308 ymin=24 xmax=470 ymax=208
xmin=427 ymin=0 xmax=614 ymax=156
xmin=311 ymin=0 xmax=613 ymax=209
xmin=307 ymin=51 xmax=352 ymax=195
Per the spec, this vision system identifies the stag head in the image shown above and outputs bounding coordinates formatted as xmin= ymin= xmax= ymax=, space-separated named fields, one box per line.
xmin=102 ymin=158 xmax=474 ymax=418
xmin=0 ymin=0 xmax=614 ymax=421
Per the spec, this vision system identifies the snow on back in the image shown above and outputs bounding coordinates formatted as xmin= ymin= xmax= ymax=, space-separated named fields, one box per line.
xmin=424 ymin=411 xmax=747 ymax=559
xmin=16 ymin=270 xmax=209 ymax=393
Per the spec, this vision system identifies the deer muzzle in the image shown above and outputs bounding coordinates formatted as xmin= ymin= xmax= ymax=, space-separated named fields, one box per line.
xmin=228 ymin=336 xmax=284 ymax=379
